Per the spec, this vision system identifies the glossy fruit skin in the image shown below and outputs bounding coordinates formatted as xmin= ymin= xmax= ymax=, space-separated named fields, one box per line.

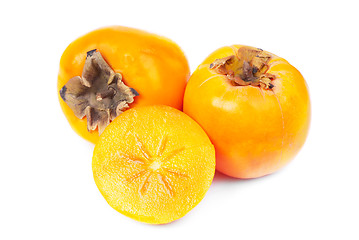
xmin=92 ymin=105 xmax=215 ymax=224
xmin=58 ymin=26 xmax=190 ymax=143
xmin=183 ymin=45 xmax=311 ymax=179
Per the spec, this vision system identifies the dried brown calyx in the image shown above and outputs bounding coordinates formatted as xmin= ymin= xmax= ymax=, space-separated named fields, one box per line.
xmin=209 ymin=47 xmax=276 ymax=89
xmin=59 ymin=49 xmax=139 ymax=134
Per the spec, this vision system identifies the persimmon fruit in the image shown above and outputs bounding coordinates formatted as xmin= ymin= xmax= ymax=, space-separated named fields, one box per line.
xmin=58 ymin=26 xmax=190 ymax=143
xmin=92 ymin=105 xmax=215 ymax=224
xmin=183 ymin=45 xmax=311 ymax=179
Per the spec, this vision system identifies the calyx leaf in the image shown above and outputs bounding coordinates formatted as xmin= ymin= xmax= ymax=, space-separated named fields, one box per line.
xmin=59 ymin=49 xmax=139 ymax=134
xmin=209 ymin=47 xmax=276 ymax=89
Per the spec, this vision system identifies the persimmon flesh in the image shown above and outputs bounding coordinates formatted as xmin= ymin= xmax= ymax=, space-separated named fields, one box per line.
xmin=183 ymin=45 xmax=311 ymax=178
xmin=92 ymin=105 xmax=215 ymax=224
xmin=58 ymin=26 xmax=190 ymax=143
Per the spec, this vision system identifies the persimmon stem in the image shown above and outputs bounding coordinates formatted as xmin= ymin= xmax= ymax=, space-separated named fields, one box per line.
xmin=209 ymin=46 xmax=276 ymax=90
xmin=96 ymin=88 xmax=115 ymax=101
xmin=59 ymin=49 xmax=138 ymax=135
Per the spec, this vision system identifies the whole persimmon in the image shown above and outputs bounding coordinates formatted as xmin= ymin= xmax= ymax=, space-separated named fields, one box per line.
xmin=183 ymin=45 xmax=311 ymax=179
xmin=58 ymin=26 xmax=190 ymax=143
xmin=93 ymin=105 xmax=215 ymax=224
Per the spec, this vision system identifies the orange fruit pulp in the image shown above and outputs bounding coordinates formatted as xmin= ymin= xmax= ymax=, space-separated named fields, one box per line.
xmin=92 ymin=105 xmax=215 ymax=224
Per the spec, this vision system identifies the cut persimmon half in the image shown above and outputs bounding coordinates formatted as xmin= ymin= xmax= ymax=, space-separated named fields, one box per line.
xmin=92 ymin=105 xmax=215 ymax=224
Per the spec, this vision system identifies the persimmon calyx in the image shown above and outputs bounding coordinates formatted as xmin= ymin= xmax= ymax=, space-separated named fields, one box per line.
xmin=209 ymin=47 xmax=276 ymax=89
xmin=59 ymin=49 xmax=139 ymax=135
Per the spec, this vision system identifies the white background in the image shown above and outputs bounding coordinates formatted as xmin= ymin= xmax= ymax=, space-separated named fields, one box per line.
xmin=1 ymin=0 xmax=358 ymax=239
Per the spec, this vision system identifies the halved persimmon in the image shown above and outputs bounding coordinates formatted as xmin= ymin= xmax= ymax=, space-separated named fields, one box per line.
xmin=58 ymin=26 xmax=190 ymax=143
xmin=183 ymin=45 xmax=311 ymax=179
xmin=92 ymin=105 xmax=215 ymax=224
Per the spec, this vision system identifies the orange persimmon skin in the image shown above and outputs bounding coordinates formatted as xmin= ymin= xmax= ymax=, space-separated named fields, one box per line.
xmin=58 ymin=26 xmax=190 ymax=143
xmin=183 ymin=45 xmax=311 ymax=179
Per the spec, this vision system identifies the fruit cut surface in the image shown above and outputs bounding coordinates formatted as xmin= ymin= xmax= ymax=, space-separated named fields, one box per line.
xmin=92 ymin=105 xmax=215 ymax=224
